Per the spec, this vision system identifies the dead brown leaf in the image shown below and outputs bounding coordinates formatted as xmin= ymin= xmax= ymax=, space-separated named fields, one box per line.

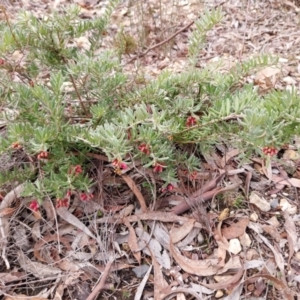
xmin=245 ymin=274 xmax=295 ymax=300
xmin=34 ymin=234 xmax=71 ymax=263
xmin=170 ymin=228 xmax=220 ymax=276
xmin=284 ymin=211 xmax=299 ymax=264
xmin=122 ymin=174 xmax=147 ymax=212
xmin=200 ymin=264 xmax=244 ymax=290
xmin=272 ymin=174 xmax=300 ymax=188
xmin=0 ymin=272 xmax=25 ymax=283
xmin=221 ymin=218 xmax=249 ymax=240
xmin=261 ymin=224 xmax=281 ymax=243
xmin=220 ymin=148 xmax=240 ymax=168
xmin=4 ymin=296 xmax=48 ymax=300
xmin=56 ymin=207 xmax=96 ymax=239
xmin=124 ymin=219 xmax=141 ymax=264
xmin=171 ymin=219 xmax=195 ymax=244
xmin=248 ymin=222 xmax=286 ymax=284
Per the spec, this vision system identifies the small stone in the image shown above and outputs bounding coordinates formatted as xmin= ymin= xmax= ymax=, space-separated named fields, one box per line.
xmin=270 ymin=198 xmax=279 ymax=209
xmin=215 ymin=290 xmax=224 ymax=298
xmin=267 ymin=216 xmax=280 ymax=228
xmin=239 ymin=232 xmax=251 ymax=248
xmin=132 ymin=265 xmax=150 ymax=278
xmin=250 ymin=212 xmax=259 ymax=222
xmin=280 ymin=198 xmax=297 ymax=215
xmin=283 ymin=149 xmax=300 ymax=160
xmin=249 ymin=192 xmax=271 ymax=212
xmin=246 ymin=249 xmax=259 ymax=260
xmin=197 ymin=232 xmax=204 ymax=244
xmin=228 ymin=238 xmax=242 ymax=254
xmin=294 ymin=252 xmax=300 ymax=262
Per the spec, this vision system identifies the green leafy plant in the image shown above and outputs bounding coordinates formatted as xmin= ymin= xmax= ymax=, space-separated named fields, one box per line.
xmin=0 ymin=4 xmax=299 ymax=209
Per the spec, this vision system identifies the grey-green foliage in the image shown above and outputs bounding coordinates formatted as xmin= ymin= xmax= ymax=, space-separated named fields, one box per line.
xmin=188 ymin=8 xmax=223 ymax=65
xmin=0 ymin=5 xmax=299 ymax=201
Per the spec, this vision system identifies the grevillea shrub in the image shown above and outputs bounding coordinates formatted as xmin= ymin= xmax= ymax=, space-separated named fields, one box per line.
xmin=0 ymin=3 xmax=299 ymax=207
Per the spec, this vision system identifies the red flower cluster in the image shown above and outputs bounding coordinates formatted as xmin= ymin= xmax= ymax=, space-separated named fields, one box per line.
xmin=56 ymin=198 xmax=69 ymax=208
xmin=79 ymin=192 xmax=94 ymax=202
xmin=161 ymin=183 xmax=175 ymax=192
xmin=0 ymin=59 xmax=5 ymax=65
xmin=69 ymin=165 xmax=83 ymax=175
xmin=11 ymin=142 xmax=22 ymax=150
xmin=29 ymin=200 xmax=39 ymax=212
xmin=188 ymin=170 xmax=198 ymax=180
xmin=112 ymin=159 xmax=127 ymax=170
xmin=138 ymin=143 xmax=151 ymax=155
xmin=37 ymin=151 xmax=49 ymax=160
xmin=186 ymin=116 xmax=197 ymax=127
xmin=153 ymin=162 xmax=166 ymax=173
xmin=262 ymin=146 xmax=278 ymax=156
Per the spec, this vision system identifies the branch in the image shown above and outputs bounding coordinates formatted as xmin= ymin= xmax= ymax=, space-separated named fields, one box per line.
xmin=86 ymin=259 xmax=113 ymax=300
xmin=126 ymin=20 xmax=195 ymax=65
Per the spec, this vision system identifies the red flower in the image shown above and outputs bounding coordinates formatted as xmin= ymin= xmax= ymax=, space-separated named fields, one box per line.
xmin=120 ymin=162 xmax=127 ymax=170
xmin=167 ymin=184 xmax=175 ymax=191
xmin=69 ymin=165 xmax=83 ymax=175
xmin=29 ymin=200 xmax=39 ymax=212
xmin=37 ymin=151 xmax=49 ymax=160
xmin=186 ymin=116 xmax=197 ymax=127
xmin=11 ymin=142 xmax=22 ymax=150
xmin=56 ymin=198 xmax=69 ymax=209
xmin=112 ymin=159 xmax=127 ymax=170
xmin=262 ymin=146 xmax=278 ymax=156
xmin=161 ymin=183 xmax=175 ymax=193
xmin=188 ymin=170 xmax=198 ymax=180
xmin=153 ymin=162 xmax=166 ymax=173
xmin=138 ymin=143 xmax=151 ymax=155
xmin=0 ymin=59 xmax=5 ymax=65
xmin=66 ymin=190 xmax=72 ymax=198
xmin=79 ymin=192 xmax=94 ymax=202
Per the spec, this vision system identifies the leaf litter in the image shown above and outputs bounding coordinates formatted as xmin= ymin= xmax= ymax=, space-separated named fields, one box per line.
xmin=1 ymin=0 xmax=300 ymax=299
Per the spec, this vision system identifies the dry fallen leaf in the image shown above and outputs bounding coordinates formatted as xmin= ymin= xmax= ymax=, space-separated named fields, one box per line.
xmin=284 ymin=211 xmax=299 ymax=263
xmin=261 ymin=224 xmax=281 ymax=243
xmin=136 ymin=227 xmax=170 ymax=269
xmin=221 ymin=218 xmax=249 ymax=240
xmin=245 ymin=274 xmax=295 ymax=300
xmin=4 ymin=296 xmax=48 ymax=300
xmin=170 ymin=228 xmax=220 ymax=276
xmin=0 ymin=272 xmax=26 ymax=283
xmin=34 ymin=234 xmax=71 ymax=263
xmin=56 ymin=207 xmax=96 ymax=239
xmin=124 ymin=219 xmax=141 ymax=264
xmin=200 ymin=264 xmax=244 ymax=290
xmin=171 ymin=219 xmax=195 ymax=244
xmin=248 ymin=222 xmax=286 ymax=284
xmin=17 ymin=251 xmax=62 ymax=279
xmin=249 ymin=192 xmax=271 ymax=212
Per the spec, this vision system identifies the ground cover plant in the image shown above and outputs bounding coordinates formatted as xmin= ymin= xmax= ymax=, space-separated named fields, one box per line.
xmin=1 ymin=0 xmax=300 ymax=299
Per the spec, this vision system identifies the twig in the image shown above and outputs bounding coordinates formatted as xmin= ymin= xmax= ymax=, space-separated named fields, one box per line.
xmin=170 ymin=173 xmax=225 ymax=215
xmin=0 ymin=6 xmax=21 ymax=48
xmin=86 ymin=259 xmax=113 ymax=300
xmin=125 ymin=0 xmax=226 ymax=65
xmin=122 ymin=174 xmax=148 ymax=212
xmin=0 ymin=216 xmax=10 ymax=269
xmin=0 ymin=184 xmax=24 ymax=269
xmin=126 ymin=20 xmax=195 ymax=65
xmin=176 ymin=113 xmax=244 ymax=135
